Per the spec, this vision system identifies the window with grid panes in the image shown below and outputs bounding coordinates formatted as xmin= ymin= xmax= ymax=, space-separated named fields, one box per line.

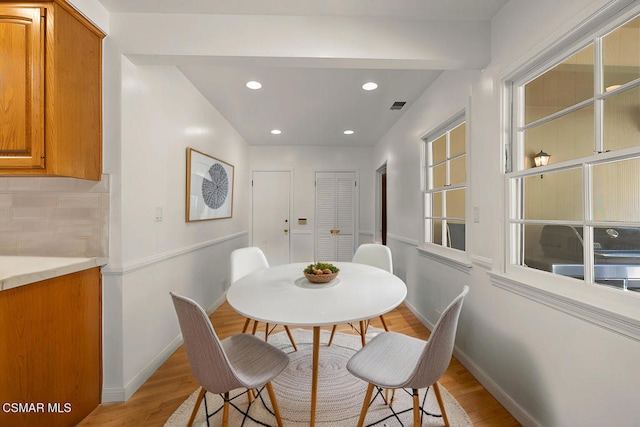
xmin=424 ymin=116 xmax=466 ymax=251
xmin=508 ymin=13 xmax=640 ymax=293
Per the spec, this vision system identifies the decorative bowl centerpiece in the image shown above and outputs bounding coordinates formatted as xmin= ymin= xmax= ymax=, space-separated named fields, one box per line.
xmin=303 ymin=262 xmax=340 ymax=284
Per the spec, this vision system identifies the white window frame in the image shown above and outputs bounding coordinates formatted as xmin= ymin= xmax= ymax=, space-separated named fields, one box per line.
xmin=418 ymin=111 xmax=472 ymax=273
xmin=494 ymin=3 xmax=640 ymax=342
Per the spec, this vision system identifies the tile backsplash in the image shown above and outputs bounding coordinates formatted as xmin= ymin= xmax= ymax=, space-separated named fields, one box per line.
xmin=0 ymin=175 xmax=109 ymax=257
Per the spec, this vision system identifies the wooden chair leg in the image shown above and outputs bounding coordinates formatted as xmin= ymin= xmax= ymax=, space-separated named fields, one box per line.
xmin=242 ymin=317 xmax=251 ymax=333
xmin=359 ymin=320 xmax=367 ymax=346
xmin=433 ymin=382 xmax=450 ymax=427
xmin=412 ymin=388 xmax=420 ymax=427
xmin=357 ymin=383 xmax=375 ymax=427
xmin=246 ymin=388 xmax=254 ymax=404
xmin=327 ymin=325 xmax=337 ymax=346
xmin=383 ymin=388 xmax=395 ymax=405
xmin=187 ymin=387 xmax=206 ymax=427
xmin=266 ymin=382 xmax=284 ymax=427
xmin=265 ymin=323 xmax=270 ymax=342
xmin=252 ymin=320 xmax=259 ymax=335
xmin=379 ymin=314 xmax=389 ymax=331
xmin=222 ymin=391 xmax=230 ymax=427
xmin=284 ymin=325 xmax=298 ymax=351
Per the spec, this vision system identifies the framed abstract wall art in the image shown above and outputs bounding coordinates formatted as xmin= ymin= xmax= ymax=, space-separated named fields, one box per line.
xmin=186 ymin=147 xmax=234 ymax=222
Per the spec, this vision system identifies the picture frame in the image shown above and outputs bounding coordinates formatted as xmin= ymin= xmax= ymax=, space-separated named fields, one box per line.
xmin=186 ymin=147 xmax=234 ymax=222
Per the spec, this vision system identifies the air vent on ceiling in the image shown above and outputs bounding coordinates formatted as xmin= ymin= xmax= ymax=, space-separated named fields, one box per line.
xmin=390 ymin=101 xmax=406 ymax=110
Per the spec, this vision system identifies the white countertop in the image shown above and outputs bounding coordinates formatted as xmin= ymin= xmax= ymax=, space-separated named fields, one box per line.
xmin=0 ymin=256 xmax=109 ymax=291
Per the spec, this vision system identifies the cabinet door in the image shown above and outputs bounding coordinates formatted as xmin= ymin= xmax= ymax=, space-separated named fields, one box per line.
xmin=0 ymin=268 xmax=102 ymax=427
xmin=0 ymin=7 xmax=45 ymax=169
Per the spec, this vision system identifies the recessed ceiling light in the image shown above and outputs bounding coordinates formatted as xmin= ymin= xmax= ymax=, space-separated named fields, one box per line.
xmin=362 ymin=82 xmax=378 ymax=91
xmin=270 ymin=129 xmax=282 ymax=135
xmin=246 ymin=81 xmax=262 ymax=90
xmin=344 ymin=130 xmax=355 ymax=135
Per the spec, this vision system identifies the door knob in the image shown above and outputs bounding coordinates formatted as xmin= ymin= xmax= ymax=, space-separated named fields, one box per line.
xmin=284 ymin=229 xmax=288 ymax=233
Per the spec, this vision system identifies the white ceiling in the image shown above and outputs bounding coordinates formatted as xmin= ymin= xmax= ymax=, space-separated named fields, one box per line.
xmin=178 ymin=65 xmax=442 ymax=146
xmin=96 ymin=0 xmax=509 ymax=146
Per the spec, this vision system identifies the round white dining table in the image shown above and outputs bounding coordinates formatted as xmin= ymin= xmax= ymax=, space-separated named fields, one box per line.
xmin=226 ymin=261 xmax=407 ymax=427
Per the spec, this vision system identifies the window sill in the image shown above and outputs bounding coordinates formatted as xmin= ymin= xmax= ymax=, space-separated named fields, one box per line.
xmin=490 ymin=268 xmax=640 ymax=342
xmin=416 ymin=244 xmax=473 ymax=274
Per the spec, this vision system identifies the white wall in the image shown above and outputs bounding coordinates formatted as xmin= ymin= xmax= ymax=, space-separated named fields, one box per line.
xmin=375 ymin=1 xmax=640 ymax=426
xmin=100 ymin=56 xmax=251 ymax=401
xmin=119 ymin=60 xmax=249 ymax=261
xmin=249 ymin=146 xmax=374 ymax=261
xmin=374 ymin=70 xmax=479 ymax=241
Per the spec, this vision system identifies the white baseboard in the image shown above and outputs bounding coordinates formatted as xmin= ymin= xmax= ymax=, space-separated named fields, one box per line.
xmin=123 ymin=334 xmax=184 ymax=401
xmin=101 ymin=387 xmax=126 ymax=403
xmin=403 ymin=300 xmax=540 ymax=427
xmin=403 ymin=299 xmax=436 ymax=330
xmin=452 ymin=345 xmax=540 ymax=427
xmin=101 ymin=294 xmax=227 ymax=403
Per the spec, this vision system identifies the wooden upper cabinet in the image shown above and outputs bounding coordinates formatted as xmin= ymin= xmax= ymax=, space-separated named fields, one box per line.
xmin=0 ymin=7 xmax=44 ymax=169
xmin=0 ymin=1 xmax=105 ymax=180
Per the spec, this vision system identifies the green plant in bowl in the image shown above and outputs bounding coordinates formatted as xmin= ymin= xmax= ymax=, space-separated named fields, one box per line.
xmin=304 ymin=262 xmax=340 ymax=275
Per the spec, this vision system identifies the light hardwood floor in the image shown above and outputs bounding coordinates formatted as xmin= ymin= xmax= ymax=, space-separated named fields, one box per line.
xmin=79 ymin=302 xmax=521 ymax=426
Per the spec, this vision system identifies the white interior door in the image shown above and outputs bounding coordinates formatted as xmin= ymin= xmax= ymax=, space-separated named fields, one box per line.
xmin=252 ymin=171 xmax=291 ymax=266
xmin=315 ymin=172 xmax=356 ymax=262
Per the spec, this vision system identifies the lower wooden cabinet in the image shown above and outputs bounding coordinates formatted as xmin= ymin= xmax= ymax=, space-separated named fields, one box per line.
xmin=0 ymin=268 xmax=101 ymax=427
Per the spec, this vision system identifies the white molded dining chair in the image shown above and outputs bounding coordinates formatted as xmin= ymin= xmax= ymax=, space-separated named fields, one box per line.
xmin=170 ymin=292 xmax=289 ymax=427
xmin=328 ymin=243 xmax=393 ymax=346
xmin=230 ymin=247 xmax=298 ymax=350
xmin=352 ymin=243 xmax=393 ymax=274
xmin=346 ymin=286 xmax=469 ymax=427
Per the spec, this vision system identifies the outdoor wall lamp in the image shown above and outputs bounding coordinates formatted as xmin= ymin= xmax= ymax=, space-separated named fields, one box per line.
xmin=533 ymin=150 xmax=550 ymax=179
xmin=533 ymin=150 xmax=550 ymax=167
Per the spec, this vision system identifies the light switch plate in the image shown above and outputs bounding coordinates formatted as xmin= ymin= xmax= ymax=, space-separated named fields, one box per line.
xmin=155 ymin=207 xmax=163 ymax=222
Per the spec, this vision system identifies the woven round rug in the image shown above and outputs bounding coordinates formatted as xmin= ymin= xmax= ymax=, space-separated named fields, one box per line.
xmin=164 ymin=328 xmax=472 ymax=426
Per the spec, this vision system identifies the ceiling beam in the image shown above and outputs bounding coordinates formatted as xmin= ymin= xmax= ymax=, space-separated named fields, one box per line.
xmin=112 ymin=13 xmax=491 ymax=70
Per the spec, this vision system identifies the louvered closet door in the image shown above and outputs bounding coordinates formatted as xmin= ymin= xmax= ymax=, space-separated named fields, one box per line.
xmin=315 ymin=172 xmax=356 ymax=262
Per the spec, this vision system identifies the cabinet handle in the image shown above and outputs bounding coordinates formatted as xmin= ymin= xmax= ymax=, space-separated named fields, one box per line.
xmin=330 ymin=229 xmax=340 ymax=234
